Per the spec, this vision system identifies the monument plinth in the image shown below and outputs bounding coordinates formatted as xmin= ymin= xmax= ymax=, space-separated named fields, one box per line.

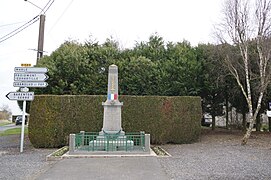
xmin=100 ymin=64 xmax=124 ymax=135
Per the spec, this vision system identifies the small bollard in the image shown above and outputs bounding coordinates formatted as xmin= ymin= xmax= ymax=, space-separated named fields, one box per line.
xmin=69 ymin=134 xmax=75 ymax=154
xmin=144 ymin=134 xmax=151 ymax=153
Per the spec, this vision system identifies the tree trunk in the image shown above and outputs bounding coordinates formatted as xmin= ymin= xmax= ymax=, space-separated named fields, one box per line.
xmin=269 ymin=117 xmax=271 ymax=132
xmin=225 ymin=99 xmax=229 ymax=129
xmin=242 ymin=113 xmax=255 ymax=145
xmin=256 ymin=115 xmax=261 ymax=132
xmin=236 ymin=112 xmax=238 ymax=125
xmin=230 ymin=106 xmax=233 ymax=125
xmin=242 ymin=111 xmax=246 ymax=132
xmin=241 ymin=103 xmax=254 ymax=145
xmin=242 ymin=118 xmax=254 ymax=145
xmin=211 ymin=115 xmax=216 ymax=130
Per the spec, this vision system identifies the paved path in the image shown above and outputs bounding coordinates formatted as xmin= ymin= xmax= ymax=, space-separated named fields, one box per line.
xmin=0 ymin=123 xmax=18 ymax=132
xmin=36 ymin=157 xmax=169 ymax=180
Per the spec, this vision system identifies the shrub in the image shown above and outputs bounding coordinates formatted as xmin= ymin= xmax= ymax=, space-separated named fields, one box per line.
xmin=29 ymin=95 xmax=201 ymax=147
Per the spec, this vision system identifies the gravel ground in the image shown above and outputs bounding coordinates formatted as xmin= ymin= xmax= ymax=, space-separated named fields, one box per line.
xmin=1 ymin=130 xmax=271 ymax=180
xmin=0 ymin=135 xmax=56 ymax=180
xmin=159 ymin=130 xmax=271 ymax=180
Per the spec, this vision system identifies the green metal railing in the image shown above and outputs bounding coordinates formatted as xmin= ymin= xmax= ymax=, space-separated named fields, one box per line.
xmin=75 ymin=132 xmax=145 ymax=152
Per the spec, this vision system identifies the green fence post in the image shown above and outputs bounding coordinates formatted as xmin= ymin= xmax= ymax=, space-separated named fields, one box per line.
xmin=140 ymin=131 xmax=145 ymax=147
xmin=80 ymin=131 xmax=85 ymax=146
xmin=125 ymin=136 xmax=128 ymax=151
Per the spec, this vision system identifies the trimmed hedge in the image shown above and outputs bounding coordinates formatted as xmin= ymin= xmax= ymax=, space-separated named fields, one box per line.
xmin=29 ymin=95 xmax=201 ymax=148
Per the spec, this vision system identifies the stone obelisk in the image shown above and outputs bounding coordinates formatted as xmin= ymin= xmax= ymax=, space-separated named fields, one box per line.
xmin=101 ymin=64 xmax=124 ymax=135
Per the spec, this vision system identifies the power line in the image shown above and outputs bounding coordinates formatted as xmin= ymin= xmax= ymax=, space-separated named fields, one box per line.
xmin=0 ymin=21 xmax=27 ymax=28
xmin=0 ymin=18 xmax=39 ymax=44
xmin=0 ymin=15 xmax=39 ymax=41
xmin=48 ymin=0 xmax=74 ymax=34
xmin=0 ymin=0 xmax=54 ymax=44
xmin=43 ymin=0 xmax=55 ymax=14
xmin=25 ymin=0 xmax=53 ymax=15
xmin=25 ymin=0 xmax=43 ymax=11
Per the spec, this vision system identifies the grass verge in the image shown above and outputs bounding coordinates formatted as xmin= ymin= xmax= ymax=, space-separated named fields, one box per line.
xmin=0 ymin=127 xmax=28 ymax=136
xmin=51 ymin=146 xmax=69 ymax=157
xmin=151 ymin=146 xmax=171 ymax=156
xmin=0 ymin=120 xmax=13 ymax=127
xmin=46 ymin=146 xmax=69 ymax=161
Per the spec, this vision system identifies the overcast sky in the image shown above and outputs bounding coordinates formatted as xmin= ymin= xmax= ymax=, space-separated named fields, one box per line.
xmin=0 ymin=0 xmax=222 ymax=115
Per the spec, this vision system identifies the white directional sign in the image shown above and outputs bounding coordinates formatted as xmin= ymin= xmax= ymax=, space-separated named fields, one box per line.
xmin=14 ymin=73 xmax=49 ymax=82
xmin=6 ymin=92 xmax=34 ymax=101
xmin=9 ymin=65 xmax=49 ymax=153
xmin=14 ymin=67 xmax=48 ymax=73
xmin=13 ymin=82 xmax=48 ymax=87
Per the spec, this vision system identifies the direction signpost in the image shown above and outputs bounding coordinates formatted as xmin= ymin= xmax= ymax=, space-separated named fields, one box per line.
xmin=14 ymin=73 xmax=49 ymax=81
xmin=14 ymin=67 xmax=48 ymax=73
xmin=6 ymin=65 xmax=49 ymax=153
xmin=13 ymin=82 xmax=48 ymax=88
xmin=6 ymin=92 xmax=34 ymax=101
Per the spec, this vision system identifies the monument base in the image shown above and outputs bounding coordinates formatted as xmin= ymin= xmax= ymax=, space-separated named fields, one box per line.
xmin=99 ymin=130 xmax=125 ymax=136
xmin=90 ymin=131 xmax=134 ymax=151
xmin=69 ymin=132 xmax=151 ymax=155
xmin=89 ymin=137 xmax=134 ymax=151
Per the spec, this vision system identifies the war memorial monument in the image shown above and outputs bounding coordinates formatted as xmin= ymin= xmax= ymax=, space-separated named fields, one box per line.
xmin=68 ymin=64 xmax=151 ymax=155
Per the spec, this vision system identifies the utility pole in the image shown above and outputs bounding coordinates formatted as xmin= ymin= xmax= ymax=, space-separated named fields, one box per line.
xmin=37 ymin=14 xmax=45 ymax=63
xmin=24 ymin=0 xmax=45 ymax=64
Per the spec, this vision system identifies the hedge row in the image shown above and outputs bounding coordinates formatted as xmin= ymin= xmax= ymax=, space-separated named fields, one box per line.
xmin=29 ymin=95 xmax=202 ymax=148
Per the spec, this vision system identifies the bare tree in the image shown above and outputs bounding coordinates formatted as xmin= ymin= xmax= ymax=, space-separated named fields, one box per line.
xmin=0 ymin=104 xmax=12 ymax=120
xmin=216 ymin=0 xmax=271 ymax=145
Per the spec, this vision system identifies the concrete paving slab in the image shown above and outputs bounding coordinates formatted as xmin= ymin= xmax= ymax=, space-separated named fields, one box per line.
xmin=36 ymin=157 xmax=169 ymax=180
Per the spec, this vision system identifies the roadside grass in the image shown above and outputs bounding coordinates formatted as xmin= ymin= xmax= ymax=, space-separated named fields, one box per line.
xmin=0 ymin=127 xmax=28 ymax=136
xmin=51 ymin=146 xmax=69 ymax=157
xmin=0 ymin=120 xmax=13 ymax=127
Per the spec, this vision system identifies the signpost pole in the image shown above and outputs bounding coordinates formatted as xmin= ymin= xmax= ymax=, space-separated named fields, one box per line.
xmin=20 ymin=100 xmax=26 ymax=153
